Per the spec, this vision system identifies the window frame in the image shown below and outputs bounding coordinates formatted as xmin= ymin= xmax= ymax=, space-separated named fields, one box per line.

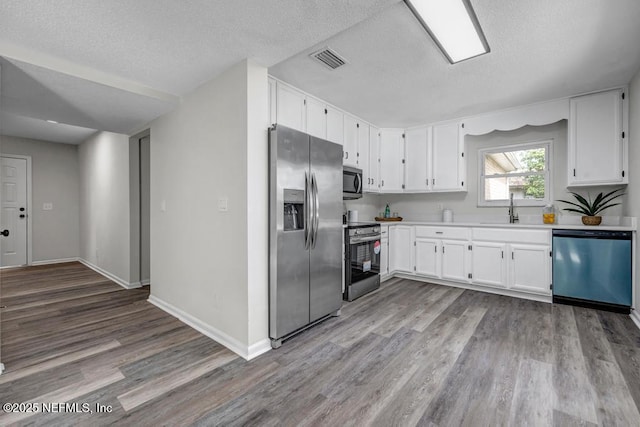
xmin=477 ymin=140 xmax=553 ymax=207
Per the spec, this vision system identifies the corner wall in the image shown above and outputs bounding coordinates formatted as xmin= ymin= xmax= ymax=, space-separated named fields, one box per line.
xmin=627 ymin=67 xmax=640 ymax=318
xmin=148 ymin=59 xmax=269 ymax=358
xmin=1 ymin=136 xmax=80 ymax=263
xmin=78 ymin=131 xmax=131 ymax=286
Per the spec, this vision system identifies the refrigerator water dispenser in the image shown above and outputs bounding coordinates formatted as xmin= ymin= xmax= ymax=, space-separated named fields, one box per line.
xmin=283 ymin=189 xmax=304 ymax=231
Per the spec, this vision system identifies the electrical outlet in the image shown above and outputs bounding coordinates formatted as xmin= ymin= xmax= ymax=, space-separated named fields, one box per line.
xmin=43 ymin=202 xmax=53 ymax=211
xmin=218 ymin=197 xmax=228 ymax=212
xmin=437 ymin=203 xmax=444 ymax=210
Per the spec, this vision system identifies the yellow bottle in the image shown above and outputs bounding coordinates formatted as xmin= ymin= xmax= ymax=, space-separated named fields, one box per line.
xmin=543 ymin=204 xmax=555 ymax=224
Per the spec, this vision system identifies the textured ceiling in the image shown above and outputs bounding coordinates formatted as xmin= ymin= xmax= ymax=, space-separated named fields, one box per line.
xmin=270 ymin=0 xmax=640 ymax=127
xmin=1 ymin=0 xmax=640 ymax=144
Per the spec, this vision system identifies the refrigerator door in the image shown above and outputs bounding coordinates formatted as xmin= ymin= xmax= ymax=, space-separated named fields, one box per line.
xmin=269 ymin=126 xmax=311 ymax=340
xmin=309 ymin=136 xmax=343 ymax=322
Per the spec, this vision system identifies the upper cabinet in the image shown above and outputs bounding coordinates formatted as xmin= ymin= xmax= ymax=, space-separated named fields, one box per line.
xmin=568 ymin=88 xmax=628 ymax=186
xmin=365 ymin=127 xmax=380 ymax=193
xmin=276 ymin=82 xmax=306 ymax=131
xmin=379 ymin=129 xmax=405 ymax=192
xmin=432 ymin=122 xmax=465 ymax=191
xmin=268 ymin=78 xmax=277 ymax=126
xmin=404 ymin=126 xmax=430 ymax=192
xmin=343 ymin=114 xmax=359 ymax=167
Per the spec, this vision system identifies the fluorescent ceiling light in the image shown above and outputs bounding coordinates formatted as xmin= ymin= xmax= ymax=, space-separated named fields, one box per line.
xmin=405 ymin=0 xmax=490 ymax=63
xmin=46 ymin=119 xmax=59 ymax=124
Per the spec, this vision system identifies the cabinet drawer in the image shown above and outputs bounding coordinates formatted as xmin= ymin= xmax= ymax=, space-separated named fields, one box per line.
xmin=415 ymin=226 xmax=470 ymax=240
xmin=472 ymin=228 xmax=550 ymax=244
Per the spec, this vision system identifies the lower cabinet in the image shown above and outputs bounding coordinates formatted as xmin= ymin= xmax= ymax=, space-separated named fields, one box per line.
xmin=390 ymin=225 xmax=414 ymax=273
xmin=387 ymin=225 xmax=552 ymax=298
xmin=509 ymin=243 xmax=551 ymax=294
xmin=470 ymin=229 xmax=551 ymax=296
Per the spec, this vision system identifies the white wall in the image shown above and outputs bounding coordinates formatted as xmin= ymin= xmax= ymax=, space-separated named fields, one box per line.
xmin=626 ymin=67 xmax=640 ymax=313
xmin=1 ymin=136 xmax=80 ymax=262
xmin=149 ymin=59 xmax=269 ymax=357
xmin=78 ymin=131 xmax=131 ymax=284
xmin=378 ymin=121 xmax=625 ymax=223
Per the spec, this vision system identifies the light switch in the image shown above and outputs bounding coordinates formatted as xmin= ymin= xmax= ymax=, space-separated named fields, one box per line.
xmin=43 ymin=202 xmax=53 ymax=211
xmin=218 ymin=197 xmax=228 ymax=212
xmin=160 ymin=200 xmax=166 ymax=212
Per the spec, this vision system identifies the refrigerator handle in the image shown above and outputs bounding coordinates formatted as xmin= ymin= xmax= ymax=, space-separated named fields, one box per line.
xmin=312 ymin=173 xmax=320 ymax=249
xmin=304 ymin=172 xmax=311 ymax=249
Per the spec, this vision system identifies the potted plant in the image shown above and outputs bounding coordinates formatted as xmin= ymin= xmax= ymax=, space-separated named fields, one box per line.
xmin=557 ymin=188 xmax=625 ymax=226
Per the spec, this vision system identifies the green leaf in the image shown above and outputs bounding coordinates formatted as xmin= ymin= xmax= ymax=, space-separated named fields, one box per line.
xmin=557 ymin=199 xmax=592 ymax=215
xmin=563 ymin=207 xmax=591 ymax=215
xmin=593 ymin=202 xmax=622 ymax=215
xmin=592 ymin=189 xmax=625 ymax=213
xmin=567 ymin=192 xmax=591 ymax=209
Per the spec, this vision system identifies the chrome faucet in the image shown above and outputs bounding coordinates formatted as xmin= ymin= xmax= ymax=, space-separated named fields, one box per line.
xmin=509 ymin=193 xmax=519 ymax=224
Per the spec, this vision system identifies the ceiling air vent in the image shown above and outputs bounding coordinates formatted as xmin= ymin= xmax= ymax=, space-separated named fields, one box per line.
xmin=310 ymin=47 xmax=347 ymax=70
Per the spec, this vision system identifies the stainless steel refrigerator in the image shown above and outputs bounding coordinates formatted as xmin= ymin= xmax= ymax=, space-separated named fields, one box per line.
xmin=269 ymin=125 xmax=343 ymax=348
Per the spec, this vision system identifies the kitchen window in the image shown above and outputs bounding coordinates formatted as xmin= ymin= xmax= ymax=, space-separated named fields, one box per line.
xmin=478 ymin=141 xmax=552 ymax=207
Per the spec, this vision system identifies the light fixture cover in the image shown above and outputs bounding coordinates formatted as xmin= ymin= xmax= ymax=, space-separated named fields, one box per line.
xmin=405 ymin=0 xmax=490 ymax=63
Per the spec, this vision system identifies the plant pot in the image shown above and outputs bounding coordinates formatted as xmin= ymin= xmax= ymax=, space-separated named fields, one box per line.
xmin=582 ymin=215 xmax=602 ymax=226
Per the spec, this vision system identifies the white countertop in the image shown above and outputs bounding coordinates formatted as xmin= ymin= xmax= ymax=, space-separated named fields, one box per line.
xmin=372 ymin=221 xmax=636 ymax=231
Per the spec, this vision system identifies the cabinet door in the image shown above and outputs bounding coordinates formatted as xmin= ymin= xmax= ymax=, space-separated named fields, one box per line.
xmin=415 ymin=238 xmax=440 ymax=278
xmin=509 ymin=244 xmax=551 ymax=295
xmin=390 ymin=225 xmax=414 ymax=273
xmin=379 ymin=129 xmax=405 ymax=192
xmin=404 ymin=126 xmax=430 ymax=191
xmin=360 ymin=124 xmax=371 ymax=190
xmin=306 ymin=97 xmax=326 ymax=139
xmin=380 ymin=237 xmax=389 ymax=277
xmin=568 ymin=89 xmax=625 ymax=185
xmin=276 ymin=82 xmax=306 ymax=131
xmin=343 ymin=114 xmax=359 ymax=167
xmin=326 ymin=105 xmax=344 ymax=145
xmin=432 ymin=122 xmax=462 ymax=191
xmin=471 ymin=242 xmax=507 ymax=288
xmin=441 ymin=239 xmax=468 ymax=282
xmin=368 ymin=127 xmax=380 ymax=192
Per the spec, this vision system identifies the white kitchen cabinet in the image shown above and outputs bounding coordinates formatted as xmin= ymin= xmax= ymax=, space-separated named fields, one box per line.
xmin=470 ymin=228 xmax=551 ymax=296
xmin=379 ymin=129 xmax=405 ymax=192
xmin=471 ymin=242 xmax=507 ymax=288
xmin=390 ymin=225 xmax=414 ymax=273
xmin=510 ymin=244 xmax=551 ymax=295
xmin=432 ymin=122 xmax=464 ymax=191
xmin=415 ymin=238 xmax=439 ymax=278
xmin=343 ymin=114 xmax=359 ymax=167
xmin=441 ymin=239 xmax=468 ymax=282
xmin=306 ymin=96 xmax=326 ymax=139
xmin=380 ymin=225 xmax=389 ymax=278
xmin=568 ymin=88 xmax=627 ymax=186
xmin=326 ymin=105 xmax=344 ymax=145
xmin=276 ymin=82 xmax=306 ymax=132
xmin=404 ymin=126 xmax=430 ymax=191
xmin=366 ymin=127 xmax=380 ymax=192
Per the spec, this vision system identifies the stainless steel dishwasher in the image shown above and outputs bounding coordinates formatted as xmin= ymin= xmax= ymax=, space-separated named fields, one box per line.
xmin=552 ymin=229 xmax=632 ymax=313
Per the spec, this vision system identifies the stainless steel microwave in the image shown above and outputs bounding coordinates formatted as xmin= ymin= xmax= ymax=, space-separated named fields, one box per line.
xmin=343 ymin=166 xmax=363 ymax=200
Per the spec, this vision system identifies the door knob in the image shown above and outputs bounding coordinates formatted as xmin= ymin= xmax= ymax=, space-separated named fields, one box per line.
xmin=1 ymin=230 xmax=9 ymax=237
xmin=19 ymin=214 xmax=26 ymax=218
xmin=19 ymin=207 xmax=25 ymax=212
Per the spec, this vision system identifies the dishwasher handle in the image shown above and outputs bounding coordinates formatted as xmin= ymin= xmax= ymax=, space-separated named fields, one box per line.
xmin=552 ymin=229 xmax=631 ymax=240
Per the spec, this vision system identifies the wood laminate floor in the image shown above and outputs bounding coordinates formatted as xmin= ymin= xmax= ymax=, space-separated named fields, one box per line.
xmin=1 ymin=262 xmax=640 ymax=426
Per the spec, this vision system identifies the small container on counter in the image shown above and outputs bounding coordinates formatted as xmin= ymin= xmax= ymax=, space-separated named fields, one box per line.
xmin=543 ymin=204 xmax=555 ymax=224
xmin=442 ymin=209 xmax=453 ymax=223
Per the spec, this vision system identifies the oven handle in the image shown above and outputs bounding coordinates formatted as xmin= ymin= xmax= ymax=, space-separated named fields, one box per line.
xmin=349 ymin=235 xmax=380 ymax=244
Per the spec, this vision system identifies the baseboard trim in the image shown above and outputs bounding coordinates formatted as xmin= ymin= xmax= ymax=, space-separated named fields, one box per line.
xmin=31 ymin=257 xmax=79 ymax=266
xmin=141 ymin=279 xmax=150 ymax=286
xmin=147 ymin=294 xmax=267 ymax=361
xmin=78 ymin=259 xmax=140 ymax=290
xmin=631 ymin=310 xmax=640 ymax=331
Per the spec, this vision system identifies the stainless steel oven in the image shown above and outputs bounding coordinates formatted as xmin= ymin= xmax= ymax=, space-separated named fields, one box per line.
xmin=344 ymin=224 xmax=381 ymax=301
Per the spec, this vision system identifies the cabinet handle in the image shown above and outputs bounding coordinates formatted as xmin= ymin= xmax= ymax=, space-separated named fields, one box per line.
xmin=346 ymin=152 xmax=349 ymax=159
xmin=573 ymin=169 xmax=576 ymax=177
xmin=381 ymin=180 xmax=384 ymax=187
xmin=432 ymin=178 xmax=435 ymax=185
xmin=434 ymin=246 xmax=437 ymax=253
xmin=442 ymin=246 xmax=445 ymax=254
xmin=501 ymin=251 xmax=504 ymax=259
xmin=512 ymin=252 xmax=514 ymax=260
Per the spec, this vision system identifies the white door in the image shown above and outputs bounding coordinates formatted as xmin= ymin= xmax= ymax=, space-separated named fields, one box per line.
xmin=1 ymin=157 xmax=28 ymax=267
xmin=471 ymin=241 xmax=507 ymax=288
xmin=432 ymin=122 xmax=462 ymax=190
xmin=415 ymin=238 xmax=440 ymax=278
xmin=510 ymin=244 xmax=551 ymax=295
xmin=379 ymin=129 xmax=404 ymax=192
xmin=404 ymin=126 xmax=429 ymax=191
xmin=389 ymin=225 xmax=414 ymax=273
xmin=441 ymin=239 xmax=468 ymax=282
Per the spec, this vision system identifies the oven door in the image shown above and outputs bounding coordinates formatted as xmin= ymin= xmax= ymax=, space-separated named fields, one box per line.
xmin=347 ymin=234 xmax=381 ymax=285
